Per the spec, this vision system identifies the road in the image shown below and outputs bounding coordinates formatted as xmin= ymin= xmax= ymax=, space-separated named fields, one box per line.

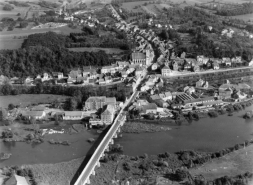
xmin=74 ymin=71 xmax=146 ymax=185
xmin=163 ymin=66 xmax=253 ymax=78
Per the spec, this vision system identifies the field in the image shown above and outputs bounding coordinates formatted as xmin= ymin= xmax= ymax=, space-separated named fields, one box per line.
xmin=190 ymin=145 xmax=253 ymax=180
xmin=0 ymin=25 xmax=83 ymax=36
xmin=231 ymin=13 xmax=253 ymax=21
xmin=68 ymin=47 xmax=125 ymax=54
xmin=0 ymin=4 xmax=29 ymax=20
xmin=121 ymin=1 xmax=152 ymax=12
xmin=0 ymin=94 xmax=69 ymax=108
xmin=0 ymin=38 xmax=24 ymax=50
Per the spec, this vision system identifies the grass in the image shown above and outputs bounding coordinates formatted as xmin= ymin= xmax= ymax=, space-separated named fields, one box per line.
xmin=0 ymin=38 xmax=24 ymax=49
xmin=0 ymin=25 xmax=83 ymax=38
xmin=0 ymin=94 xmax=69 ymax=108
xmin=231 ymin=13 xmax=253 ymax=21
xmin=68 ymin=47 xmax=125 ymax=54
xmin=190 ymin=145 xmax=253 ymax=180
xmin=0 ymin=5 xmax=29 ymax=20
xmin=24 ymin=157 xmax=84 ymax=185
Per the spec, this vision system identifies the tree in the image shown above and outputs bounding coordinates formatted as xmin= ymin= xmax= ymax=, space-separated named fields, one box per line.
xmin=64 ymin=98 xmax=77 ymax=111
xmin=2 ymin=130 xmax=13 ymax=138
xmin=29 ymin=116 xmax=36 ymax=125
xmin=1 ymin=82 xmax=12 ymax=95
xmin=8 ymin=103 xmax=15 ymax=110
xmin=3 ymin=4 xmax=14 ymax=11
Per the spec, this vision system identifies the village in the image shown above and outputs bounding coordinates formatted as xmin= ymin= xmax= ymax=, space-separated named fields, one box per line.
xmin=1 ymin=3 xmax=253 ymax=130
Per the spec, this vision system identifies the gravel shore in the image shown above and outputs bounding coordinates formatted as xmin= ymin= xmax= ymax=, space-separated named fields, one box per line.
xmin=122 ymin=121 xmax=171 ymax=133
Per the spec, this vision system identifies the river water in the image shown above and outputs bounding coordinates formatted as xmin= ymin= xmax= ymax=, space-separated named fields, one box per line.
xmin=1 ymin=106 xmax=253 ymax=166
xmin=116 ymin=108 xmax=253 ymax=156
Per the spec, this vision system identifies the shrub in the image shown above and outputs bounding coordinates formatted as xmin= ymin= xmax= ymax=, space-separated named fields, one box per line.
xmin=3 ymin=4 xmax=14 ymax=11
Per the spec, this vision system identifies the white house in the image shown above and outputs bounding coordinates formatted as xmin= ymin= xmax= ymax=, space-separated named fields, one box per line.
xmin=63 ymin=111 xmax=84 ymax=120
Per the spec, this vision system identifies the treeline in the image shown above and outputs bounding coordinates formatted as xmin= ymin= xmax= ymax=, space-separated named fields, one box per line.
xmin=217 ymin=3 xmax=253 ymax=16
xmin=0 ymin=32 xmax=111 ymax=77
xmin=0 ymin=83 xmax=130 ymax=109
xmin=67 ymin=26 xmax=130 ymax=50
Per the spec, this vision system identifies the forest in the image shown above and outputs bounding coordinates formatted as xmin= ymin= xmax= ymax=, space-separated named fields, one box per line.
xmin=216 ymin=3 xmax=253 ymax=16
xmin=67 ymin=26 xmax=131 ymax=50
xmin=0 ymin=32 xmax=112 ymax=77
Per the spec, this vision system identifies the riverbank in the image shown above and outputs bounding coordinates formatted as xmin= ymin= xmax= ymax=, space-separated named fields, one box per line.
xmin=122 ymin=121 xmax=171 ymax=133
xmin=5 ymin=142 xmax=252 ymax=185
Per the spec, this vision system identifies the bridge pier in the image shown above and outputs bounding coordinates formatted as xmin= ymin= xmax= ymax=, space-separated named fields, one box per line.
xmin=86 ymin=178 xmax=90 ymax=184
xmin=97 ymin=161 xmax=100 ymax=167
xmin=110 ymin=139 xmax=114 ymax=145
xmin=92 ymin=170 xmax=95 ymax=176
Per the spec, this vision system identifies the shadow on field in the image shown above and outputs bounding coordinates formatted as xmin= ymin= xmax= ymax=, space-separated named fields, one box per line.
xmin=70 ymin=126 xmax=111 ymax=185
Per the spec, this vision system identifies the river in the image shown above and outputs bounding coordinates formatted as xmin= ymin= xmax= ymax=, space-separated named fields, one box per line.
xmin=0 ymin=129 xmax=99 ymax=167
xmin=116 ymin=107 xmax=253 ymax=156
xmin=1 ymin=106 xmax=253 ymax=166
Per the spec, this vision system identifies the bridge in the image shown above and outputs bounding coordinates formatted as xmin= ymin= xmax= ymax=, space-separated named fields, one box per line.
xmin=74 ymin=72 xmax=146 ymax=185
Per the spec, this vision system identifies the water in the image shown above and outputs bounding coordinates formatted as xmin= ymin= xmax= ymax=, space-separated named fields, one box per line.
xmin=116 ymin=107 xmax=253 ymax=156
xmin=0 ymin=130 xmax=98 ymax=167
xmin=1 ymin=106 xmax=253 ymax=166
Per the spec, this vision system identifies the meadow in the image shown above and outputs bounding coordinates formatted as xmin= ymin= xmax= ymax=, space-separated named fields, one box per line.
xmin=0 ymin=94 xmax=69 ymax=108
xmin=231 ymin=13 xmax=253 ymax=21
xmin=68 ymin=47 xmax=124 ymax=54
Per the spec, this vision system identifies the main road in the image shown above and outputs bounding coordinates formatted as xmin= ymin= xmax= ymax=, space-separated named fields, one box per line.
xmin=74 ymin=70 xmax=147 ymax=185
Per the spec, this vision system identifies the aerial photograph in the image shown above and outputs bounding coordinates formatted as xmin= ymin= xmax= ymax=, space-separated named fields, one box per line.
xmin=0 ymin=0 xmax=253 ymax=184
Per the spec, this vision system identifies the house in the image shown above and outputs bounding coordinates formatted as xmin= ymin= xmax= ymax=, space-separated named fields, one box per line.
xmin=42 ymin=73 xmax=51 ymax=81
xmin=98 ymin=78 xmax=106 ymax=85
xmin=101 ymin=104 xmax=115 ymax=124
xmin=152 ymin=63 xmax=158 ymax=71
xmin=22 ymin=111 xmax=46 ymax=120
xmin=63 ymin=111 xmax=84 ymax=120
xmin=105 ymin=76 xmax=112 ymax=84
xmin=0 ymin=75 xmax=8 ymax=85
xmin=52 ymin=72 xmax=64 ymax=79
xmin=25 ymin=76 xmax=34 ymax=84
xmin=131 ymin=52 xmax=146 ymax=65
xmin=149 ymin=95 xmax=169 ymax=108
xmin=248 ymin=59 xmax=253 ymax=66
xmin=141 ymin=103 xmax=157 ymax=114
xmin=212 ymin=60 xmax=219 ymax=70
xmin=135 ymin=67 xmax=143 ymax=77
xmin=184 ymin=86 xmax=195 ymax=94
xmin=84 ymin=96 xmax=116 ymax=110
xmin=121 ymin=70 xmax=127 ymax=78
xmin=69 ymin=69 xmax=82 ymax=79
xmin=5 ymin=174 xmax=29 ymax=185
xmin=159 ymin=91 xmax=172 ymax=101
xmin=101 ymin=65 xmax=117 ymax=74
xmin=173 ymin=62 xmax=179 ymax=71
xmin=83 ymin=66 xmax=96 ymax=77
xmin=219 ymin=88 xmax=233 ymax=99
xmin=196 ymin=79 xmax=209 ymax=89
xmin=89 ymin=118 xmax=102 ymax=126
xmin=117 ymin=61 xmax=130 ymax=69
xmin=161 ymin=66 xmax=171 ymax=76
xmin=222 ymin=58 xmax=231 ymax=66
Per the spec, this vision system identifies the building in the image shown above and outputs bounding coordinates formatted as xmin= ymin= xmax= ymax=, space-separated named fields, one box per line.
xmin=21 ymin=111 xmax=46 ymax=120
xmin=5 ymin=174 xmax=29 ymax=185
xmin=84 ymin=96 xmax=116 ymax=110
xmin=83 ymin=66 xmax=96 ymax=77
xmin=101 ymin=104 xmax=115 ymax=124
xmin=219 ymin=88 xmax=233 ymax=99
xmin=149 ymin=95 xmax=169 ymax=108
xmin=135 ymin=67 xmax=144 ymax=77
xmin=161 ymin=66 xmax=171 ymax=76
xmin=131 ymin=52 xmax=146 ymax=65
xmin=52 ymin=72 xmax=64 ymax=79
xmin=141 ymin=103 xmax=157 ymax=114
xmin=63 ymin=111 xmax=84 ymax=120
xmin=89 ymin=118 xmax=102 ymax=126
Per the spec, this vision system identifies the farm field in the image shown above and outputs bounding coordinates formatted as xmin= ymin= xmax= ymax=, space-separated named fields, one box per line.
xmin=68 ymin=47 xmax=125 ymax=54
xmin=0 ymin=26 xmax=83 ymax=39
xmin=0 ymin=94 xmax=69 ymax=108
xmin=121 ymin=1 xmax=152 ymax=12
xmin=231 ymin=13 xmax=253 ymax=22
xmin=0 ymin=4 xmax=30 ymax=20
xmin=0 ymin=38 xmax=24 ymax=50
